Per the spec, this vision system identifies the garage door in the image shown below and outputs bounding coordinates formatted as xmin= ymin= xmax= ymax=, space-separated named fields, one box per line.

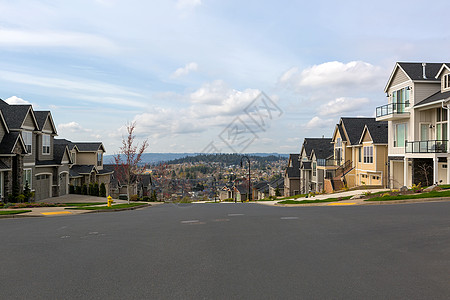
xmin=35 ymin=174 xmax=50 ymax=201
xmin=59 ymin=173 xmax=67 ymax=196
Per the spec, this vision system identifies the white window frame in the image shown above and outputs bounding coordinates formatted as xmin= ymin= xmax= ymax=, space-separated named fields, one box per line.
xmin=363 ymin=146 xmax=373 ymax=164
xmin=443 ymin=74 xmax=450 ymax=90
xmin=394 ymin=123 xmax=407 ymax=148
xmin=97 ymin=152 xmax=103 ymax=166
xmin=22 ymin=131 xmax=32 ymax=154
xmin=42 ymin=134 xmax=50 ymax=155
xmin=312 ymin=162 xmax=317 ymax=177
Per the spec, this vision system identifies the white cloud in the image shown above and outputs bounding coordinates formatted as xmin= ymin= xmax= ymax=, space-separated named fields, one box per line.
xmin=0 ymin=28 xmax=120 ymax=54
xmin=171 ymin=62 xmax=198 ymax=78
xmin=58 ymin=122 xmax=92 ymax=133
xmin=176 ymin=0 xmax=202 ymax=9
xmin=5 ymin=96 xmax=31 ymax=105
xmin=305 ymin=116 xmax=334 ymax=129
xmin=128 ymin=80 xmax=263 ymax=139
xmin=318 ymin=97 xmax=370 ymax=116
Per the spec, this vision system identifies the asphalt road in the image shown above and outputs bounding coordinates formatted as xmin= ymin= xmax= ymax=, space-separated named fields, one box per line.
xmin=1 ymin=202 xmax=449 ymax=299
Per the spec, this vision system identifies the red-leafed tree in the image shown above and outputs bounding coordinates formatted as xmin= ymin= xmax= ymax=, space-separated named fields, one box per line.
xmin=113 ymin=122 xmax=149 ymax=204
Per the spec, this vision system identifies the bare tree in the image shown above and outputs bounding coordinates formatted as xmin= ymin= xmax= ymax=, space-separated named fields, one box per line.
xmin=417 ymin=163 xmax=433 ymax=187
xmin=114 ymin=122 xmax=149 ymax=204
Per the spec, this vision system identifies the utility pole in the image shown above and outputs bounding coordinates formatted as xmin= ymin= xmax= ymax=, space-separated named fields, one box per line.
xmin=241 ymin=156 xmax=251 ymax=202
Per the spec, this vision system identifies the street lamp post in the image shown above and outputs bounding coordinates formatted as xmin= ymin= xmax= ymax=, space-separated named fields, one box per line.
xmin=240 ymin=156 xmax=251 ymax=202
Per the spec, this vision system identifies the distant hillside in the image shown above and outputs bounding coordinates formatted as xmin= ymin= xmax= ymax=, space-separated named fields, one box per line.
xmin=165 ymin=153 xmax=288 ymax=165
xmin=105 ymin=153 xmax=289 ymax=165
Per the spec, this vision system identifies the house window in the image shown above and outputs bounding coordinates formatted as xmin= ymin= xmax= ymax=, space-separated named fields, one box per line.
xmin=335 ymin=138 xmax=342 ymax=163
xmin=358 ymin=148 xmax=362 ymax=163
xmin=394 ymin=123 xmax=407 ymax=147
xmin=363 ymin=146 xmax=373 ymax=164
xmin=71 ymin=152 xmax=76 ymax=164
xmin=97 ymin=152 xmax=103 ymax=166
xmin=392 ymin=87 xmax=410 ymax=112
xmin=436 ymin=108 xmax=448 ymax=141
xmin=42 ymin=134 xmax=50 ymax=154
xmin=444 ymin=74 xmax=450 ymax=90
xmin=312 ymin=162 xmax=316 ymax=177
xmin=24 ymin=169 xmax=32 ymax=189
xmin=22 ymin=131 xmax=32 ymax=154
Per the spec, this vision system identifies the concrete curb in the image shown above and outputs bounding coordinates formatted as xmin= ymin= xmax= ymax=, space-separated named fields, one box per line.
xmin=80 ymin=203 xmax=152 ymax=213
xmin=362 ymin=197 xmax=450 ymax=205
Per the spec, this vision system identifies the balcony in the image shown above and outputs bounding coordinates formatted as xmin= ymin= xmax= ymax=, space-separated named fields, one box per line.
xmin=375 ymin=102 xmax=410 ymax=121
xmin=317 ymin=158 xmax=339 ymax=167
xmin=406 ymin=140 xmax=448 ymax=153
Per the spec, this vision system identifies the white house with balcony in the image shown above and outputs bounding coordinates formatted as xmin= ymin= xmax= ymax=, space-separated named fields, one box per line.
xmin=376 ymin=62 xmax=450 ymax=188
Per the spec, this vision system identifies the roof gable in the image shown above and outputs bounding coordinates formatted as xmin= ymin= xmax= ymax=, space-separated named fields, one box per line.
xmin=385 ymin=62 xmax=443 ymax=92
xmin=0 ymin=132 xmax=27 ymax=154
xmin=35 ymin=111 xmax=57 ymax=133
xmin=340 ymin=117 xmax=378 ymax=145
xmin=435 ymin=63 xmax=450 ymax=79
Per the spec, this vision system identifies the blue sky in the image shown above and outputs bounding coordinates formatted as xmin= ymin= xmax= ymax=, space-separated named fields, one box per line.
xmin=1 ymin=0 xmax=449 ymax=154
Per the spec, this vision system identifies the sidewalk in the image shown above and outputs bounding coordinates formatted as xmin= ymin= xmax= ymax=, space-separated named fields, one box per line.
xmin=257 ymin=188 xmax=388 ymax=206
xmin=0 ymin=195 xmax=162 ymax=218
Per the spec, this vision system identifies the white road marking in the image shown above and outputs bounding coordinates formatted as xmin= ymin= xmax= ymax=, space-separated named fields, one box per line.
xmin=181 ymin=220 xmax=200 ymax=224
xmin=60 ymin=236 xmax=70 ymax=239
xmin=280 ymin=217 xmax=299 ymax=220
xmin=228 ymin=214 xmax=244 ymax=216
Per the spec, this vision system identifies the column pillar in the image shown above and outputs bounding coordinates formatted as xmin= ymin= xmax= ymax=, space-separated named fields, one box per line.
xmin=404 ymin=157 xmax=408 ymax=187
xmin=433 ymin=157 xmax=438 ymax=186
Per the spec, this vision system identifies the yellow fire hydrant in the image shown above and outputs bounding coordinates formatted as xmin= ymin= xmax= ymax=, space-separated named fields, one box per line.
xmin=107 ymin=195 xmax=113 ymax=208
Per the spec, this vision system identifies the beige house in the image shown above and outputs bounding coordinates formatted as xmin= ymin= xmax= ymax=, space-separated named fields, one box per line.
xmin=354 ymin=123 xmax=388 ymax=187
xmin=325 ymin=117 xmax=387 ymax=192
xmin=376 ymin=62 xmax=450 ymax=188
xmin=55 ymin=139 xmax=112 ymax=193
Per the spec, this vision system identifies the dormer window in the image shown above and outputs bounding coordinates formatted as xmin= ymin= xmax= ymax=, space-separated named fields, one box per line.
xmin=444 ymin=74 xmax=450 ymax=90
xmin=97 ymin=152 xmax=103 ymax=166
xmin=42 ymin=134 xmax=50 ymax=154
xmin=22 ymin=131 xmax=32 ymax=154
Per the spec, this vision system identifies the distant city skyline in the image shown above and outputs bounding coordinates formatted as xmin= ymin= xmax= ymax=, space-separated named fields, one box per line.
xmin=1 ymin=0 xmax=449 ymax=153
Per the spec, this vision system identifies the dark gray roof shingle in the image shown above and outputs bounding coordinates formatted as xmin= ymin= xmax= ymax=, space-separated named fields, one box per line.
xmin=364 ymin=121 xmax=388 ymax=144
xmin=34 ymin=111 xmax=50 ymax=131
xmin=341 ymin=118 xmax=378 ymax=145
xmin=0 ymin=132 xmax=23 ymax=154
xmin=414 ymin=90 xmax=450 ymax=107
xmin=286 ymin=154 xmax=300 ymax=178
xmin=302 ymin=138 xmax=333 ymax=158
xmin=0 ymin=100 xmax=34 ymax=129
xmin=397 ymin=62 xmax=442 ymax=82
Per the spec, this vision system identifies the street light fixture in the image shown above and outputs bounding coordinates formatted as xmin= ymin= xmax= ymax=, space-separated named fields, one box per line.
xmin=240 ymin=156 xmax=251 ymax=202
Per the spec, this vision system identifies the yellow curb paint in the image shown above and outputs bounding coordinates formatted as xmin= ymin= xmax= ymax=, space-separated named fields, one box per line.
xmin=41 ymin=211 xmax=73 ymax=215
xmin=328 ymin=203 xmax=356 ymax=206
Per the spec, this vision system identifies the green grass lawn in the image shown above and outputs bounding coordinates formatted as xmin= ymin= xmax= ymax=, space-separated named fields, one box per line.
xmin=68 ymin=203 xmax=146 ymax=210
xmin=365 ymin=190 xmax=450 ymax=201
xmin=60 ymin=202 xmax=105 ymax=207
xmin=278 ymin=196 xmax=352 ymax=205
xmin=277 ymin=194 xmax=307 ymax=200
xmin=0 ymin=210 xmax=32 ymax=215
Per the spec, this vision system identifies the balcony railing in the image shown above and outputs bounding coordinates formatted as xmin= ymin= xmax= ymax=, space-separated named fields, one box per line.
xmin=317 ymin=158 xmax=339 ymax=166
xmin=406 ymin=140 xmax=448 ymax=153
xmin=376 ymin=102 xmax=409 ymax=118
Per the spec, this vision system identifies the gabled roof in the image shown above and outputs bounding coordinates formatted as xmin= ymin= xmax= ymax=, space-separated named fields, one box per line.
xmin=0 ymin=160 xmax=10 ymax=171
xmin=414 ymin=90 xmax=450 ymax=108
xmin=0 ymin=110 xmax=9 ymax=134
xmin=301 ymin=138 xmax=332 ymax=159
xmin=268 ymin=177 xmax=284 ymax=189
xmin=286 ymin=154 xmax=300 ymax=178
xmin=53 ymin=144 xmax=72 ymax=164
xmin=308 ymin=139 xmax=333 ymax=160
xmin=359 ymin=122 xmax=388 ymax=145
xmin=34 ymin=111 xmax=57 ymax=133
xmin=332 ymin=123 xmax=348 ymax=143
xmin=70 ymin=165 xmax=96 ymax=175
xmin=385 ymin=62 xmax=443 ymax=92
xmin=0 ymin=100 xmax=38 ymax=130
xmin=54 ymin=139 xmax=105 ymax=152
xmin=300 ymin=161 xmax=311 ymax=170
xmin=435 ymin=63 xmax=450 ymax=78
xmin=340 ymin=117 xmax=378 ymax=146
xmin=0 ymin=132 xmax=27 ymax=154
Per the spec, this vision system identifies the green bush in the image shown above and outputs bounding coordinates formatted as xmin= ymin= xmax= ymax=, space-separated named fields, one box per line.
xmin=99 ymin=183 xmax=106 ymax=197
xmin=142 ymin=196 xmax=150 ymax=201
xmin=82 ymin=184 xmax=88 ymax=195
xmin=69 ymin=184 xmax=75 ymax=194
xmin=75 ymin=185 xmax=82 ymax=194
xmin=88 ymin=183 xmax=94 ymax=196
xmin=118 ymin=194 xmax=128 ymax=200
xmin=130 ymin=194 xmax=138 ymax=201
xmin=16 ymin=194 xmax=26 ymax=203
xmin=93 ymin=182 xmax=99 ymax=196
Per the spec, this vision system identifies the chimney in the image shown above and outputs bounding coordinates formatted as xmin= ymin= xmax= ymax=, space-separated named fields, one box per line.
xmin=422 ymin=63 xmax=427 ymax=79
